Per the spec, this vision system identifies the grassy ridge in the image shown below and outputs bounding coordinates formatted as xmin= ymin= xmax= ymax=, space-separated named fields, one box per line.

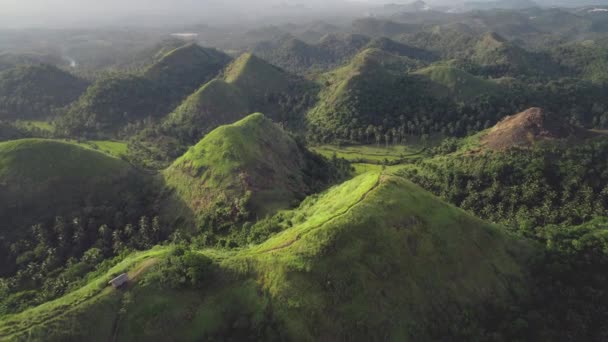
xmin=163 ymin=113 xmax=334 ymax=226
xmin=3 ymin=172 xmax=531 ymax=341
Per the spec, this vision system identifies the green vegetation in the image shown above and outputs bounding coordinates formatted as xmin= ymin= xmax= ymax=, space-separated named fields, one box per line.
xmin=0 ymin=173 xmax=531 ymax=341
xmin=129 ymin=53 xmax=318 ymax=168
xmin=56 ymin=74 xmax=164 ymax=137
xmin=143 ymin=43 xmax=231 ymax=105
xmin=3 ymin=5 xmax=608 ymax=340
xmin=0 ymin=65 xmax=87 ymax=120
xmin=0 ymin=138 xmax=160 ymax=253
xmin=162 ymin=113 xmax=349 ymax=233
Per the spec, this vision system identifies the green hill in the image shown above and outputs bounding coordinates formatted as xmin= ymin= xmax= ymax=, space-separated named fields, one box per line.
xmin=56 ymin=74 xmax=164 ymax=137
xmin=253 ymin=34 xmax=435 ymax=74
xmin=162 ymin=113 xmax=339 ymax=229
xmin=414 ymin=65 xmax=501 ymax=100
xmin=134 ymin=53 xmax=318 ymax=167
xmin=0 ymin=65 xmax=87 ymax=120
xmin=143 ymin=43 xmax=231 ymax=104
xmin=223 ymin=53 xmax=291 ymax=101
xmin=471 ymin=32 xmax=558 ymax=76
xmin=0 ymin=53 xmax=66 ymax=72
xmin=307 ymin=48 xmax=443 ymax=142
xmin=0 ymin=172 xmax=531 ymax=341
xmin=0 ymin=139 xmax=157 ymax=244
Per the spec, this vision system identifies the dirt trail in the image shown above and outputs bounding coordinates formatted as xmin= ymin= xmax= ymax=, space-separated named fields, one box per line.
xmin=259 ymin=174 xmax=385 ymax=254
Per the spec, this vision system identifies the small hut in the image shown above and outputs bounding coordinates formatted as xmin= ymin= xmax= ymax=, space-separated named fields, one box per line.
xmin=108 ymin=273 xmax=129 ymax=289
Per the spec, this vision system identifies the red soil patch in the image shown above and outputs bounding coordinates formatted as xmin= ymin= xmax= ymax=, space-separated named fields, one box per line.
xmin=480 ymin=107 xmax=591 ymax=150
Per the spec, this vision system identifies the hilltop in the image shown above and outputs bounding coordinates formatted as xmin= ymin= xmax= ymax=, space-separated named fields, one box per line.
xmin=471 ymin=32 xmax=558 ymax=76
xmin=306 ymin=48 xmax=442 ymax=141
xmin=414 ymin=65 xmax=501 ymax=101
xmin=480 ymin=107 xmax=592 ymax=150
xmin=0 ymin=65 xmax=87 ymax=120
xmin=155 ymin=53 xmax=316 ymax=155
xmin=0 ymin=172 xmax=532 ymax=341
xmin=163 ymin=113 xmax=341 ymax=229
xmin=143 ymin=43 xmax=231 ymax=104
xmin=253 ymin=34 xmax=435 ymax=74
xmin=57 ymin=74 xmax=165 ymax=137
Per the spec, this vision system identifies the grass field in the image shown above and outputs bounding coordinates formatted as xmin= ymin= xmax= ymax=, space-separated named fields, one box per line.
xmin=80 ymin=140 xmax=128 ymax=158
xmin=312 ymin=144 xmax=426 ymax=163
xmin=14 ymin=120 xmax=55 ymax=133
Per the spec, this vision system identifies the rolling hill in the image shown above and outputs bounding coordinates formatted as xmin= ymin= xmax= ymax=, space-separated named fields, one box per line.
xmin=471 ymin=32 xmax=559 ymax=76
xmin=0 ymin=172 xmax=532 ymax=341
xmin=0 ymin=139 xmax=158 ymax=245
xmin=0 ymin=65 xmax=87 ymax=120
xmin=306 ymin=48 xmax=443 ymax=141
xmin=143 ymin=43 xmax=231 ymax=105
xmin=253 ymin=34 xmax=435 ymax=74
xmin=162 ymin=113 xmax=340 ymax=229
xmin=155 ymin=53 xmax=316 ymax=150
xmin=57 ymin=74 xmax=164 ymax=137
xmin=414 ymin=65 xmax=501 ymax=101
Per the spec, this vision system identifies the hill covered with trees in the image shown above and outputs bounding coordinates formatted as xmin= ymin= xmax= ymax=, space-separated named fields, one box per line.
xmin=0 ymin=65 xmax=87 ymax=120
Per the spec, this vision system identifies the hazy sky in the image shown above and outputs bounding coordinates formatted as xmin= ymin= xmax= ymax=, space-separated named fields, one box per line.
xmin=1 ymin=0 xmax=605 ymax=28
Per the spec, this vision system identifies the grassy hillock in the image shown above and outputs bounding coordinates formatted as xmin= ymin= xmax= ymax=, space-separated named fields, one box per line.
xmin=56 ymin=74 xmax=164 ymax=137
xmin=471 ymin=32 xmax=559 ymax=76
xmin=0 ymin=139 xmax=157 ymax=242
xmin=223 ymin=53 xmax=291 ymax=102
xmin=131 ymin=53 xmax=318 ymax=168
xmin=143 ymin=43 xmax=231 ymax=105
xmin=414 ymin=65 xmax=501 ymax=101
xmin=0 ymin=65 xmax=87 ymax=120
xmin=306 ymin=48 xmax=444 ymax=141
xmin=253 ymin=34 xmax=435 ymax=74
xmin=0 ymin=172 xmax=531 ymax=341
xmin=57 ymin=44 xmax=231 ymax=138
xmin=163 ymin=113 xmax=341 ymax=230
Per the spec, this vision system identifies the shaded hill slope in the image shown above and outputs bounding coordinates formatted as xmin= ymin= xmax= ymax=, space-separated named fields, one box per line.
xmin=143 ymin=43 xmax=231 ymax=105
xmin=0 ymin=139 xmax=158 ymax=244
xmin=129 ymin=53 xmax=319 ymax=169
xmin=0 ymin=65 xmax=87 ymax=120
xmin=414 ymin=65 xmax=501 ymax=101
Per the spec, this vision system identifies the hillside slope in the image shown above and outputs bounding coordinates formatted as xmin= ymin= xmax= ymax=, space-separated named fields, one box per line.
xmin=306 ymin=48 xmax=443 ymax=141
xmin=157 ymin=53 xmax=316 ymax=150
xmin=0 ymin=65 xmax=87 ymax=120
xmin=480 ymin=107 xmax=592 ymax=150
xmin=163 ymin=113 xmax=338 ymax=228
xmin=0 ymin=139 xmax=157 ymax=242
xmin=0 ymin=172 xmax=532 ymax=341
xmin=143 ymin=43 xmax=231 ymax=104
xmin=414 ymin=65 xmax=501 ymax=101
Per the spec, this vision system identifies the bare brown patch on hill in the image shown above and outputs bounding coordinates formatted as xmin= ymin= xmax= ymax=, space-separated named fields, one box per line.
xmin=481 ymin=107 xmax=592 ymax=150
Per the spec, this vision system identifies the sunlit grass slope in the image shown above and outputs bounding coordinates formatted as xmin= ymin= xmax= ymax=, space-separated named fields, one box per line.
xmin=163 ymin=113 xmax=330 ymax=224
